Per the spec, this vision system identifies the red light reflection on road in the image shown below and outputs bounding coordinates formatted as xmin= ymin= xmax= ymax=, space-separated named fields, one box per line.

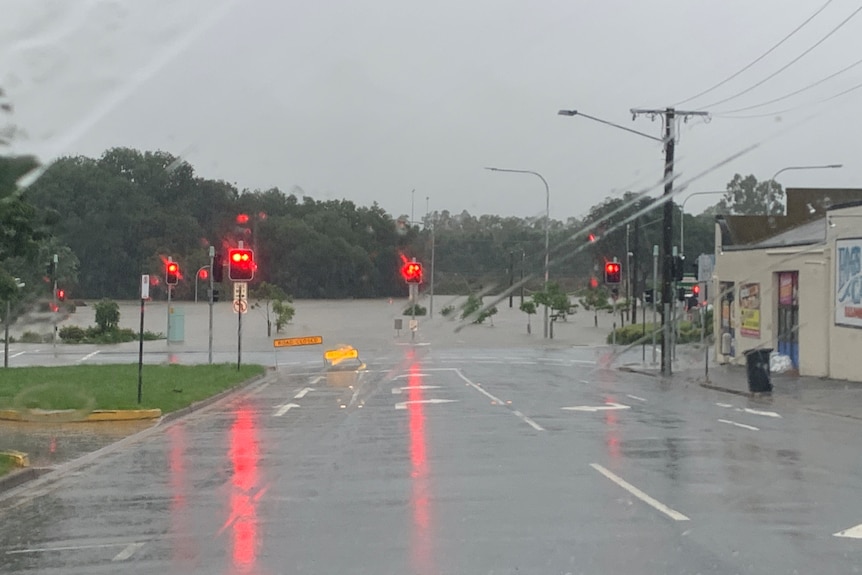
xmin=407 ymin=360 xmax=435 ymax=575
xmin=604 ymin=396 xmax=621 ymax=460
xmin=168 ymin=424 xmax=197 ymax=565
xmin=227 ymin=406 xmax=261 ymax=573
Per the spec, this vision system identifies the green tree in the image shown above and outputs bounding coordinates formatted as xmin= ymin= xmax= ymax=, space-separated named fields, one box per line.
xmin=718 ymin=173 xmax=784 ymax=215
xmin=533 ymin=282 xmax=573 ymax=319
xmin=272 ymin=299 xmax=296 ymax=332
xmin=579 ymin=286 xmax=611 ymax=327
xmin=251 ymin=281 xmax=292 ymax=337
xmin=94 ymin=299 xmax=120 ymax=332
xmin=519 ymin=300 xmax=536 ymax=334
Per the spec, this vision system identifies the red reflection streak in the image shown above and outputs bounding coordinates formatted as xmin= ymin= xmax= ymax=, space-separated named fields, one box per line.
xmin=228 ymin=407 xmax=260 ymax=573
xmin=407 ymin=362 xmax=434 ymax=575
xmin=604 ymin=397 xmax=621 ymax=460
xmin=169 ymin=424 xmax=197 ymax=564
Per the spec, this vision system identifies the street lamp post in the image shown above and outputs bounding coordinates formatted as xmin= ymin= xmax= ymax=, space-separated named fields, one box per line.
xmin=768 ymin=165 xmax=843 ymax=211
xmin=680 ymin=191 xmax=725 ymax=257
xmin=485 ymin=167 xmax=550 ymax=338
xmin=194 ymin=264 xmax=211 ymax=303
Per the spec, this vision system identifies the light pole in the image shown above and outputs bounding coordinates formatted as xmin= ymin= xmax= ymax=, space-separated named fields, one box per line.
xmin=680 ymin=191 xmax=725 ymax=257
xmin=769 ymin=164 xmax=842 ymax=211
xmin=194 ymin=264 xmax=211 ymax=303
xmin=485 ymin=167 xmax=550 ymax=338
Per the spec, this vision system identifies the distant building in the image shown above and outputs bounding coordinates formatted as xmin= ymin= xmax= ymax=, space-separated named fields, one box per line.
xmin=713 ymin=188 xmax=862 ymax=382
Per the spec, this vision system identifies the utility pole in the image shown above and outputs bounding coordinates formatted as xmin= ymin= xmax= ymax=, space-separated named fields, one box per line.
xmin=631 ymin=107 xmax=708 ymax=376
xmin=508 ymin=251 xmax=514 ymax=308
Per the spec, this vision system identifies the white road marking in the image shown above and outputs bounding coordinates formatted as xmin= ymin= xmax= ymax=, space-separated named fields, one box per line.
xmin=112 ymin=542 xmax=145 ymax=562
xmin=394 ymin=373 xmax=431 ymax=379
xmin=834 ymin=524 xmax=862 ymax=539
xmin=562 ymin=402 xmax=630 ymax=413
xmin=509 ymin=361 xmax=537 ymax=365
xmin=718 ymin=419 xmax=759 ymax=431
xmin=77 ymin=350 xmax=100 ymax=363
xmin=309 ymin=376 xmax=324 ymax=385
xmin=273 ymin=402 xmax=300 ymax=417
xmin=716 ymin=402 xmax=734 ymax=408
xmin=10 ymin=351 xmax=26 ymax=358
xmin=626 ymin=394 xmax=647 ymax=402
xmin=6 ymin=542 xmax=134 ymax=555
xmin=590 ymin=463 xmax=690 ymax=522
xmin=293 ymin=387 xmax=314 ymax=399
xmin=395 ymin=399 xmax=457 ymax=409
xmin=453 ymin=368 xmax=545 ymax=431
xmin=391 ymin=385 xmax=441 ymax=395
xmin=512 ymin=410 xmax=545 ymax=431
xmin=743 ymin=407 xmax=781 ymax=418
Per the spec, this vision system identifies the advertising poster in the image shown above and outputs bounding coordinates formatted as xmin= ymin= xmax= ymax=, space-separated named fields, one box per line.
xmin=739 ymin=282 xmax=761 ymax=338
xmin=836 ymin=238 xmax=862 ymax=328
xmin=778 ymin=272 xmax=795 ymax=306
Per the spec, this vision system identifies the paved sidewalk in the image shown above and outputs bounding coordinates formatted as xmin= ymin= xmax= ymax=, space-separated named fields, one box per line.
xmin=620 ymin=348 xmax=862 ymax=421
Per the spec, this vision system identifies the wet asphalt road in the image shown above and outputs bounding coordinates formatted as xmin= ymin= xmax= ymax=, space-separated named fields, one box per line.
xmin=3 ymin=341 xmax=862 ymax=574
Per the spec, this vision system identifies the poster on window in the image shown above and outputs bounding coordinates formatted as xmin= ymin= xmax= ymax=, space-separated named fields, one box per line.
xmin=835 ymin=238 xmax=862 ymax=328
xmin=778 ymin=272 xmax=797 ymax=306
xmin=739 ymin=282 xmax=761 ymax=337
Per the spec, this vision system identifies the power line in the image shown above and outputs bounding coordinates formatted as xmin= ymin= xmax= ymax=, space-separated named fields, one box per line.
xmin=716 ymin=55 xmax=862 ymax=114
xmin=701 ymin=4 xmax=862 ymax=110
xmin=674 ymin=0 xmax=835 ymax=106
xmin=715 ymin=77 xmax=862 ymax=119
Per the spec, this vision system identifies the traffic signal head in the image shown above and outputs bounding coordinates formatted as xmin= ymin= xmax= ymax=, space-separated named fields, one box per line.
xmin=401 ymin=261 xmax=423 ymax=284
xmin=604 ymin=262 xmax=621 ymax=284
xmin=228 ymin=248 xmax=255 ymax=281
xmin=212 ymin=254 xmax=224 ymax=282
xmin=198 ymin=268 xmax=209 ymax=280
xmin=57 ymin=288 xmax=66 ymax=302
xmin=692 ymin=284 xmax=700 ymax=296
xmin=166 ymin=262 xmax=180 ymax=285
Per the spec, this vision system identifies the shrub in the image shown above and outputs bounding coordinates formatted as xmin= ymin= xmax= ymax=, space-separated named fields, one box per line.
xmin=59 ymin=325 xmax=87 ymax=343
xmin=404 ymin=304 xmax=427 ymax=316
xmin=440 ymin=305 xmax=456 ymax=317
xmin=20 ymin=331 xmax=42 ymax=343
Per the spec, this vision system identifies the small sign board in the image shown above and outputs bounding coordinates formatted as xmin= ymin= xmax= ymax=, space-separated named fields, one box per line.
xmin=233 ymin=299 xmax=248 ymax=314
xmin=273 ymin=335 xmax=323 ymax=348
xmin=324 ymin=347 xmax=359 ymax=362
xmin=141 ymin=275 xmax=150 ymax=299
xmin=233 ymin=282 xmax=248 ymax=302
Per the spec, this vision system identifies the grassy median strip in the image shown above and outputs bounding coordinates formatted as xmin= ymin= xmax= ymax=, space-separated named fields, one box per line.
xmin=0 ymin=364 xmax=265 ymax=414
xmin=0 ymin=455 xmax=15 ymax=477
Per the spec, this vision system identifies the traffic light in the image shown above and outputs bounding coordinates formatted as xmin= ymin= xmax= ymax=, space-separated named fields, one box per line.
xmin=228 ymin=248 xmax=255 ymax=281
xmin=401 ymin=261 xmax=423 ymax=284
xmin=673 ymin=256 xmax=685 ymax=281
xmin=604 ymin=261 xmax=621 ymax=284
xmin=212 ymin=289 xmax=220 ymax=302
xmin=212 ymin=254 xmax=224 ymax=282
xmin=166 ymin=261 xmax=180 ymax=285
xmin=198 ymin=268 xmax=209 ymax=280
xmin=56 ymin=288 xmax=66 ymax=302
xmin=644 ymin=288 xmax=654 ymax=304
xmin=677 ymin=286 xmax=686 ymax=301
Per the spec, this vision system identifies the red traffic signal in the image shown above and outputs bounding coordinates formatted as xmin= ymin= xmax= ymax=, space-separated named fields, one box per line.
xmin=401 ymin=261 xmax=423 ymax=284
xmin=56 ymin=289 xmax=66 ymax=301
xmin=604 ymin=262 xmax=621 ymax=284
xmin=198 ymin=268 xmax=209 ymax=280
xmin=228 ymin=248 xmax=255 ymax=281
xmin=166 ymin=262 xmax=180 ymax=285
xmin=692 ymin=284 xmax=700 ymax=295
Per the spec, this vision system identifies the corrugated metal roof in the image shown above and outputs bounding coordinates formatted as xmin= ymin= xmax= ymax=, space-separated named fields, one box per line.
xmin=724 ymin=217 xmax=826 ymax=251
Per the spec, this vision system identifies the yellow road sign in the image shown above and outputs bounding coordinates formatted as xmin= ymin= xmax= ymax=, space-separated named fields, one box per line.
xmin=273 ymin=335 xmax=323 ymax=348
xmin=324 ymin=347 xmax=359 ymax=363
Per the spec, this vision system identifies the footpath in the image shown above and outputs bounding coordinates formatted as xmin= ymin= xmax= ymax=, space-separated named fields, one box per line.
xmin=621 ymin=345 xmax=862 ymax=421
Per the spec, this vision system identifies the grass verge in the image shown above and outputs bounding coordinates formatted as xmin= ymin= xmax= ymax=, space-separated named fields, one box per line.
xmin=0 ymin=455 xmax=14 ymax=477
xmin=0 ymin=364 xmax=265 ymax=414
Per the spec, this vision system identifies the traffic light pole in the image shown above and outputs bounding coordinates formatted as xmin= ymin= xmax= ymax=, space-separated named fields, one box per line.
xmin=652 ymin=245 xmax=658 ymax=365
xmin=237 ymin=298 xmax=242 ymax=371
xmin=52 ymin=253 xmax=58 ymax=357
xmin=208 ymin=246 xmax=214 ymax=365
xmin=166 ymin=256 xmax=173 ymax=346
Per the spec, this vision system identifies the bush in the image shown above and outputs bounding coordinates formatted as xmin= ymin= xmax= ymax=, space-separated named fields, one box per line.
xmin=58 ymin=325 xmax=163 ymax=344
xmin=59 ymin=325 xmax=87 ymax=343
xmin=607 ymin=318 xmax=713 ymax=345
xmin=404 ymin=304 xmax=427 ymax=316
xmin=440 ymin=305 xmax=456 ymax=317
xmin=20 ymin=331 xmax=42 ymax=343
xmin=94 ymin=299 xmax=120 ymax=332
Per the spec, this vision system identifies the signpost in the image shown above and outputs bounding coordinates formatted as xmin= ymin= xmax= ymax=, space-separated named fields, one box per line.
xmin=138 ymin=275 xmax=149 ymax=404
xmin=273 ymin=336 xmax=323 ymax=347
xmin=234 ymin=280 xmax=248 ymax=370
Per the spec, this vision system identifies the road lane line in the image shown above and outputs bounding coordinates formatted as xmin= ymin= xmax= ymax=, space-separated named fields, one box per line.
xmin=293 ymin=387 xmax=314 ymax=399
xmin=718 ymin=419 xmax=759 ymax=431
xmin=273 ymin=403 xmax=299 ymax=417
xmin=453 ymin=368 xmax=545 ymax=431
xmin=392 ymin=385 xmax=441 ymax=395
xmin=834 ymin=524 xmax=862 ymax=538
xmin=626 ymin=394 xmax=647 ymax=402
xmin=511 ymin=410 xmax=544 ymax=431
xmin=395 ymin=399 xmax=457 ymax=409
xmin=395 ymin=373 xmax=431 ymax=379
xmin=10 ymin=351 xmax=26 ymax=358
xmin=6 ymin=542 xmax=132 ymax=554
xmin=112 ymin=542 xmax=145 ymax=561
xmin=743 ymin=407 xmax=781 ymax=418
xmin=590 ymin=463 xmax=690 ymax=522
xmin=77 ymin=350 xmax=100 ymax=363
xmin=716 ymin=402 xmax=734 ymax=408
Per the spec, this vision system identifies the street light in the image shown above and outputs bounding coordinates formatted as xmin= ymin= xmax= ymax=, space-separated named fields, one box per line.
xmin=680 ymin=191 xmax=725 ymax=257
xmin=485 ymin=167 xmax=550 ymax=338
xmin=770 ymin=164 xmax=842 ymax=185
xmin=194 ymin=264 xmax=211 ymax=303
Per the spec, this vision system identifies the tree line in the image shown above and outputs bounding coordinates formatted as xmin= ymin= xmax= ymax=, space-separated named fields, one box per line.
xmin=1 ymin=146 xmax=782 ymax=308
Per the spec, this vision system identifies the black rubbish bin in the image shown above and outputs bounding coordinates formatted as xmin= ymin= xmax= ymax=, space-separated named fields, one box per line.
xmin=744 ymin=348 xmax=773 ymax=393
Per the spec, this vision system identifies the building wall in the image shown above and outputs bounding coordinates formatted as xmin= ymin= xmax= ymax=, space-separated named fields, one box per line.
xmin=713 ymin=224 xmax=830 ymax=377
xmin=826 ymin=205 xmax=862 ymax=381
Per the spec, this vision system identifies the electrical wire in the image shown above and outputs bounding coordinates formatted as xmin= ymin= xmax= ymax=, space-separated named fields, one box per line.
xmin=701 ymin=4 xmax=862 ymax=110
xmin=674 ymin=0 xmax=835 ymax=107
xmin=715 ymin=55 xmax=862 ymax=114
xmin=714 ymin=77 xmax=862 ymax=119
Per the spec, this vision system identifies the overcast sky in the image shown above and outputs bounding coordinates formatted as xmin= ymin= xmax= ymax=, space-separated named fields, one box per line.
xmin=2 ymin=0 xmax=860 ymax=221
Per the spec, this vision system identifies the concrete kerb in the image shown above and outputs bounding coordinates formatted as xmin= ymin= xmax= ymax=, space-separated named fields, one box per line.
xmin=0 ymin=369 xmax=275 ymax=498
